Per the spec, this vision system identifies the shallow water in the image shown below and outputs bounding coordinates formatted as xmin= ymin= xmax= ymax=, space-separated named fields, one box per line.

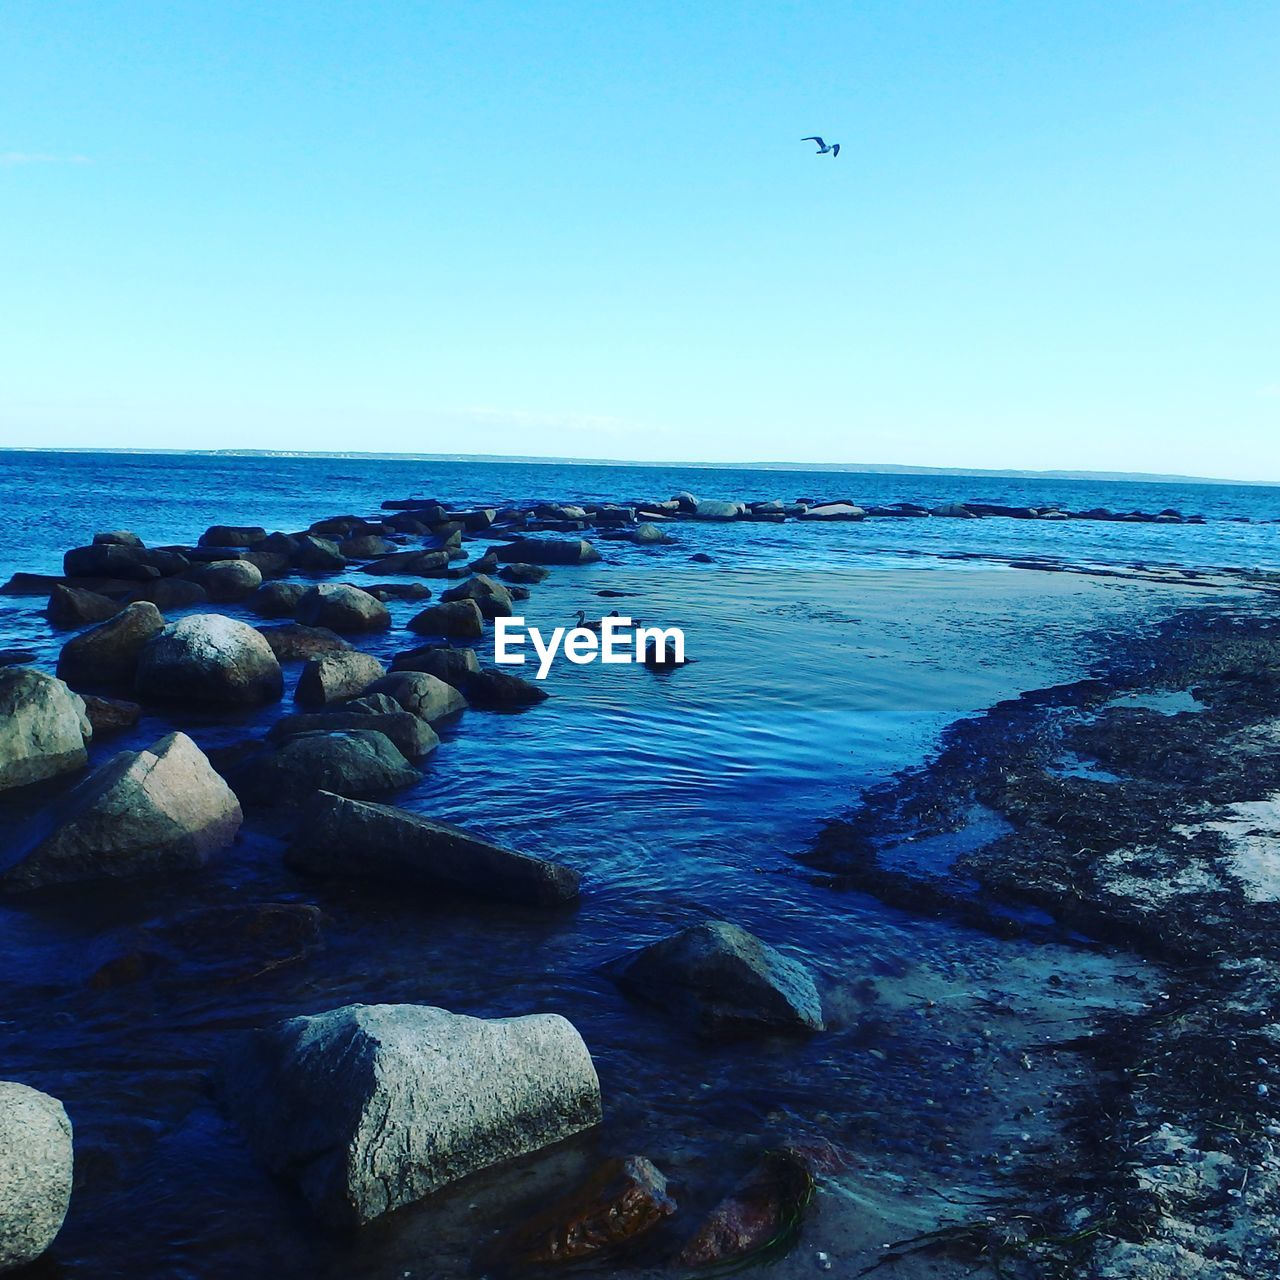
xmin=0 ymin=452 xmax=1271 ymax=1276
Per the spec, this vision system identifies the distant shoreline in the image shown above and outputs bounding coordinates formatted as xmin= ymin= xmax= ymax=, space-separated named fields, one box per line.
xmin=0 ymin=446 xmax=1273 ymax=488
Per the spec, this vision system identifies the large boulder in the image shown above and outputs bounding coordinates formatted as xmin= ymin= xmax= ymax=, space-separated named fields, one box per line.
xmin=295 ymin=584 xmax=390 ymax=634
xmin=81 ymin=695 xmax=141 ymax=736
xmin=46 ymin=584 xmax=123 ymax=627
xmin=131 ymin=577 xmax=209 ymax=610
xmin=440 ymin=573 xmax=514 ymax=619
xmin=798 ymin=502 xmax=865 ymax=520
xmin=464 ymin=668 xmax=550 ymax=709
xmin=63 ymin=543 xmax=159 ymax=582
xmin=57 ymin=601 xmax=165 ymax=691
xmin=358 ymin=549 xmax=451 ymax=577
xmin=605 ymin=921 xmax=824 ymax=1038
xmin=288 ymin=792 xmax=580 ymax=905
xmin=199 ymin=524 xmax=267 ymax=548
xmin=0 ymin=1082 xmax=74 ymax=1271
xmin=190 ymin=559 xmax=262 ymax=602
xmin=291 ymin=534 xmax=346 ymax=571
xmin=495 ymin=539 xmax=601 ymax=565
xmin=228 ymin=731 xmax=417 ymax=806
xmin=692 ymin=500 xmax=744 ymax=520
xmin=294 ymin=650 xmax=385 ymax=707
xmin=390 ymin=645 xmax=479 ymax=688
xmin=364 ymin=671 xmax=467 ymax=723
xmin=0 ymin=732 xmax=242 ymax=892
xmin=631 ymin=522 xmax=671 ymax=544
xmin=93 ymin=528 xmax=143 ymax=547
xmin=0 ymin=669 xmax=91 ymax=792
xmin=499 ymin=563 xmax=551 ymax=584
xmin=248 ymin=581 xmax=307 ymax=618
xmin=135 ymin=615 xmax=283 ymax=707
xmin=338 ymin=534 xmax=398 ymax=559
xmin=406 ymin=600 xmax=484 ymax=640
xmin=259 ymin=623 xmax=351 ymax=663
xmin=221 ymin=1002 xmax=602 ymax=1225
xmin=269 ymin=711 xmax=439 ymax=761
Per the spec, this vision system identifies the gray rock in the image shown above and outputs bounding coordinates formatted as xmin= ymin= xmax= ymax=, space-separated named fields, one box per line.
xmin=191 ymin=559 xmax=263 ymax=602
xmin=295 ymin=583 xmax=391 ymax=633
xmin=390 ymin=645 xmax=480 ymax=688
xmin=358 ymin=549 xmax=451 ymax=576
xmin=498 ymin=563 xmax=551 ymax=584
xmin=440 ymin=573 xmax=514 ymax=618
xmin=268 ymin=711 xmax=439 ymax=760
xmin=362 ymin=581 xmax=432 ymax=603
xmin=364 ymin=671 xmax=468 ymax=722
xmin=343 ymin=692 xmax=402 ymax=715
xmin=0 ymin=732 xmax=242 ymax=892
xmin=606 ymin=920 xmax=824 ymax=1038
xmin=46 ymin=584 xmax=123 ymax=627
xmin=81 ymin=695 xmax=141 ymax=736
xmin=57 ymin=601 xmax=165 ymax=691
xmin=692 ymin=500 xmax=743 ymax=520
xmin=291 ymin=534 xmax=347 ymax=571
xmin=131 ymin=577 xmax=209 ymax=610
xmin=631 ymin=522 xmax=671 ymax=544
xmin=671 ymin=491 xmax=699 ymax=511
xmin=0 ymin=1082 xmax=73 ymax=1270
xmin=93 ymin=529 xmax=143 ymax=547
xmin=289 ymin=792 xmax=580 ymax=905
xmin=0 ymin=669 xmax=91 ymax=792
xmin=199 ymin=524 xmax=267 ymax=548
xmin=259 ymin=623 xmax=352 ymax=663
xmin=930 ymin=502 xmax=977 ymax=518
xmin=63 ymin=543 xmax=159 ymax=582
xmin=406 ymin=599 xmax=485 ymax=639
xmin=221 ymin=1002 xmax=602 ymax=1225
xmin=229 ymin=730 xmax=417 ymax=806
xmin=248 ymin=581 xmax=308 ymax=618
xmin=135 ymin=614 xmax=284 ymax=707
xmin=294 ymin=650 xmax=385 ymax=707
xmin=465 ymin=668 xmax=550 ymax=709
xmin=798 ymin=503 xmax=865 ymax=521
xmin=495 ymin=538 xmax=601 ymax=565
xmin=338 ymin=534 xmax=398 ymax=559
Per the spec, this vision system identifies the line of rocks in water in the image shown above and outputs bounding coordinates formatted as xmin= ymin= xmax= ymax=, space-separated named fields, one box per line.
xmin=0 ymin=494 xmax=833 ymax=1272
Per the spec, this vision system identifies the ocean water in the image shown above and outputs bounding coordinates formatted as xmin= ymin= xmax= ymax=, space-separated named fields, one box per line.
xmin=0 ymin=451 xmax=1276 ymax=1277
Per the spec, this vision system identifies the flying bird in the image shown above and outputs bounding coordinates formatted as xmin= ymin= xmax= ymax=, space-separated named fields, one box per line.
xmin=802 ymin=136 xmax=840 ymax=157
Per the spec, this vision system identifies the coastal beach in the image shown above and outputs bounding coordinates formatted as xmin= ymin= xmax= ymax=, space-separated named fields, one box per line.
xmin=1 ymin=452 xmax=1278 ymax=1276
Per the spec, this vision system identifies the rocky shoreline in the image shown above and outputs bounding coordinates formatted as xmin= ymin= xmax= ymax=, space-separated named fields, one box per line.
xmin=0 ymin=486 xmax=1277 ymax=1275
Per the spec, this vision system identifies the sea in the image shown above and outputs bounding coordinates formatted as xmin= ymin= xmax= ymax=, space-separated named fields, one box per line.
xmin=0 ymin=449 xmax=1277 ymax=1277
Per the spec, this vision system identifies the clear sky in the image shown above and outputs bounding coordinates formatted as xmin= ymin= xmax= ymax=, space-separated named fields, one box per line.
xmin=1 ymin=2 xmax=1277 ymax=478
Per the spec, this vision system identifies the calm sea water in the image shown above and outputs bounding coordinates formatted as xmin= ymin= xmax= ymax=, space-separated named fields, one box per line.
xmin=0 ymin=451 xmax=1276 ymax=1277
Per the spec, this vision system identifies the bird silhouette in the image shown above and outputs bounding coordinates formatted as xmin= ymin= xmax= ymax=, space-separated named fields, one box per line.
xmin=802 ymin=136 xmax=840 ymax=157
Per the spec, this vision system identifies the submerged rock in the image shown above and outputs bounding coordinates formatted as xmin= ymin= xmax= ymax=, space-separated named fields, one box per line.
xmin=199 ymin=524 xmax=267 ymax=548
xmin=359 ymin=549 xmax=451 ymax=577
xmin=406 ymin=599 xmax=485 ymax=640
xmin=0 ymin=668 xmax=91 ymax=792
xmin=0 ymin=1081 xmax=74 ymax=1271
xmin=294 ymin=650 xmax=385 ymax=707
xmin=259 ymin=623 xmax=352 ymax=663
xmin=221 ymin=1002 xmax=602 ymax=1225
xmin=295 ymin=583 xmax=390 ymax=633
xmin=364 ymin=670 xmax=467 ymax=722
xmin=81 ymin=694 xmax=142 ymax=736
xmin=0 ymin=732 xmax=242 ymax=892
xmin=495 ymin=538 xmax=601 ymax=566
xmin=229 ymin=731 xmax=418 ymax=806
xmin=136 ymin=614 xmax=283 ymax=707
xmin=464 ymin=668 xmax=550 ymax=708
xmin=606 ymin=920 xmax=824 ymax=1038
xmin=487 ymin=1155 xmax=676 ymax=1268
xmin=440 ymin=572 xmax=514 ymax=618
xmin=390 ymin=644 xmax=480 ymax=688
xmin=499 ymin=562 xmax=551 ymax=584
xmin=46 ymin=583 xmax=123 ymax=627
xmin=57 ymin=601 xmax=165 ymax=691
xmin=631 ymin=522 xmax=671 ymax=544
xmin=288 ymin=792 xmax=580 ymax=905
xmin=270 ymin=710 xmax=438 ymax=760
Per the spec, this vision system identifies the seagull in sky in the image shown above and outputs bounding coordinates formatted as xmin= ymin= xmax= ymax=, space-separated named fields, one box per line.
xmin=802 ymin=136 xmax=840 ymax=157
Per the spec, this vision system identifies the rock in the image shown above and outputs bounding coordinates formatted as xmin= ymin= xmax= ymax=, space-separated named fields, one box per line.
xmin=673 ymin=1150 xmax=814 ymax=1267
xmin=0 ymin=669 xmax=90 ymax=792
xmin=0 ymin=572 xmax=64 ymax=596
xmin=499 ymin=563 xmax=551 ymax=584
xmin=269 ymin=712 xmax=438 ymax=761
xmin=605 ymin=921 xmax=824 ymax=1038
xmin=798 ymin=503 xmax=865 ymax=520
xmin=359 ymin=549 xmax=451 ymax=576
xmin=135 ymin=614 xmax=283 ymax=707
xmin=230 ymin=731 xmax=417 ymax=806
xmin=361 ymin=581 xmax=432 ymax=603
xmin=199 ymin=524 xmax=267 ymax=548
xmin=344 ymin=692 xmax=402 ymax=715
xmin=464 ymin=668 xmax=550 ymax=709
xmin=142 ymin=547 xmax=192 ymax=577
xmin=46 ymin=584 xmax=123 ymax=627
xmin=672 ymin=491 xmax=699 ymax=511
xmin=693 ymin=500 xmax=743 ymax=520
xmin=57 ymin=601 xmax=166 ymax=691
xmin=931 ymin=502 xmax=978 ymax=518
xmin=192 ymin=559 xmax=263 ymax=602
xmin=407 ymin=599 xmax=485 ymax=639
xmin=364 ymin=671 xmax=467 ymax=722
xmin=440 ymin=573 xmax=514 ymax=618
xmin=81 ymin=695 xmax=142 ymax=736
xmin=291 ymin=534 xmax=346 ymax=571
xmin=295 ymin=583 xmax=391 ymax=633
xmin=495 ymin=539 xmax=601 ymax=566
xmin=0 ymin=1082 xmax=74 ymax=1271
xmin=390 ymin=645 xmax=480 ymax=688
xmin=259 ymin=623 xmax=352 ymax=663
xmin=294 ymin=650 xmax=385 ymax=707
xmin=338 ymin=534 xmax=397 ymax=559
xmin=0 ymin=732 xmax=242 ymax=892
xmin=466 ymin=549 xmax=500 ymax=574
xmin=131 ymin=578 xmax=209 ymax=610
xmin=94 ymin=529 xmax=143 ymax=547
xmin=631 ymin=522 xmax=671 ymax=544
xmin=248 ymin=581 xmax=307 ymax=618
xmin=488 ymin=1156 xmax=676 ymax=1267
xmin=0 ymin=650 xmax=36 ymax=667
xmin=689 ymin=552 xmax=715 ymax=563
xmin=288 ymin=792 xmax=579 ymax=905
xmin=63 ymin=543 xmax=159 ymax=582
xmin=310 ymin=516 xmax=383 ymax=538
xmin=222 ymin=1002 xmax=602 ymax=1226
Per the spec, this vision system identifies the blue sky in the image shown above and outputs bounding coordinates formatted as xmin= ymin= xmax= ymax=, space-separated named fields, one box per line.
xmin=1 ymin=2 xmax=1277 ymax=478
